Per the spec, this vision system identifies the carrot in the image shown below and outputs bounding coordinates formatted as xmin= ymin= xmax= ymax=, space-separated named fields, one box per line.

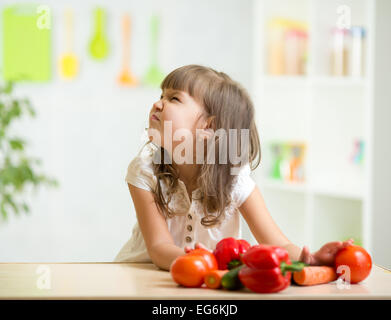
xmin=293 ymin=266 xmax=337 ymax=286
xmin=204 ymin=269 xmax=229 ymax=289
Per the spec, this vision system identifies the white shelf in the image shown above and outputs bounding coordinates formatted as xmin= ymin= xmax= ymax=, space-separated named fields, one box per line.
xmin=259 ymin=177 xmax=309 ymax=193
xmin=259 ymin=75 xmax=310 ymax=86
xmin=259 ymin=177 xmax=363 ymax=200
xmin=311 ymin=76 xmax=368 ymax=87
xmin=251 ymin=0 xmax=373 ymax=251
xmin=257 ymin=75 xmax=368 ymax=87
xmin=310 ymin=183 xmax=363 ymax=200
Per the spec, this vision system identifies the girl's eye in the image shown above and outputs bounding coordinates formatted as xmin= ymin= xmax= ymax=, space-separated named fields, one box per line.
xmin=159 ymin=94 xmax=179 ymax=102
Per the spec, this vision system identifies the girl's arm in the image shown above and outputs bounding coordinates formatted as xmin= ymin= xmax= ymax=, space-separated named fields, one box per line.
xmin=238 ymin=186 xmax=304 ymax=261
xmin=127 ymin=183 xmax=185 ymax=271
xmin=239 ymin=186 xmax=355 ymax=265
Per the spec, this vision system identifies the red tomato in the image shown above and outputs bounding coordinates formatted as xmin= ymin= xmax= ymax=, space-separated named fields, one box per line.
xmin=170 ymin=255 xmax=209 ymax=287
xmin=335 ymin=245 xmax=372 ymax=284
xmin=186 ymin=249 xmax=218 ymax=271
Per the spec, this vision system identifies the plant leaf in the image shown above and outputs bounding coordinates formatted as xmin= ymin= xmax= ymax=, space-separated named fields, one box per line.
xmin=0 ymin=202 xmax=8 ymax=221
xmin=9 ymin=138 xmax=25 ymax=150
xmin=22 ymin=202 xmax=30 ymax=213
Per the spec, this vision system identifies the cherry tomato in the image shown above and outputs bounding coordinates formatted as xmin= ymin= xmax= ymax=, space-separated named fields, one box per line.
xmin=170 ymin=255 xmax=209 ymax=287
xmin=335 ymin=245 xmax=372 ymax=284
xmin=186 ymin=249 xmax=218 ymax=271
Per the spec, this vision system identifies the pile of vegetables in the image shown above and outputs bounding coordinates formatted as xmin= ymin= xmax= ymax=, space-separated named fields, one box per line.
xmin=170 ymin=237 xmax=372 ymax=293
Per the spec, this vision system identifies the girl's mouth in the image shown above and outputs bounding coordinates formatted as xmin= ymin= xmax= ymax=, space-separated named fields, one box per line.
xmin=151 ymin=114 xmax=160 ymax=121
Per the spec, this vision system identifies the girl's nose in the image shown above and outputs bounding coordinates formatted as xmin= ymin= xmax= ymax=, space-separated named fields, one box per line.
xmin=153 ymin=99 xmax=164 ymax=110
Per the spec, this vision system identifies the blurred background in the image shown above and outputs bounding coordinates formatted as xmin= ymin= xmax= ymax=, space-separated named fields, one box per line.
xmin=0 ymin=0 xmax=390 ymax=268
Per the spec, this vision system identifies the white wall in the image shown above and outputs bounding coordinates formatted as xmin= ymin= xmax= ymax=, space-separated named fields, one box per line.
xmin=0 ymin=0 xmax=254 ymax=262
xmin=370 ymin=0 xmax=391 ymax=269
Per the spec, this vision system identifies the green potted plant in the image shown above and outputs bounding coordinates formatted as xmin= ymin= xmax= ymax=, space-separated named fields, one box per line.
xmin=0 ymin=81 xmax=59 ymax=221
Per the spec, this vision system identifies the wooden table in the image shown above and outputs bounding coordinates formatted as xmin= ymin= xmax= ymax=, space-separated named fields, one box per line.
xmin=0 ymin=262 xmax=390 ymax=300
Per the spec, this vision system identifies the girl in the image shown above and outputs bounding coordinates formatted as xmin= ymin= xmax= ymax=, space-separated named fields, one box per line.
xmin=114 ymin=64 xmax=353 ymax=270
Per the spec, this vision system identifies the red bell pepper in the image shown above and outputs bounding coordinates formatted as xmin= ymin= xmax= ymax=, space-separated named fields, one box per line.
xmin=238 ymin=244 xmax=306 ymax=293
xmin=213 ymin=237 xmax=251 ymax=270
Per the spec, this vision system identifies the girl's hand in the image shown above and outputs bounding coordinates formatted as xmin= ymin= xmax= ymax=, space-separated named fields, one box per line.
xmin=184 ymin=242 xmax=210 ymax=254
xmin=299 ymin=238 xmax=354 ymax=266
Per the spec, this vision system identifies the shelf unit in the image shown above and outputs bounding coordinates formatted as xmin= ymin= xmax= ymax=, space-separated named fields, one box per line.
xmin=250 ymin=0 xmax=375 ymax=251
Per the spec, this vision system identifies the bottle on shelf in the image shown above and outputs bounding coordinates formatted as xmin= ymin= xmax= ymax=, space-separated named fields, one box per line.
xmin=270 ymin=143 xmax=283 ymax=179
xmin=289 ymin=143 xmax=306 ymax=182
xmin=330 ymin=27 xmax=351 ymax=76
xmin=269 ymin=142 xmax=306 ymax=183
xmin=267 ymin=18 xmax=287 ymax=75
xmin=267 ymin=18 xmax=308 ymax=76
xmin=350 ymin=26 xmax=366 ymax=77
xmin=285 ymin=29 xmax=308 ymax=75
xmin=350 ymin=138 xmax=365 ymax=165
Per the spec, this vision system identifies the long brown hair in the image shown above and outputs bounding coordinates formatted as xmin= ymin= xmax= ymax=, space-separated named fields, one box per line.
xmin=144 ymin=64 xmax=261 ymax=227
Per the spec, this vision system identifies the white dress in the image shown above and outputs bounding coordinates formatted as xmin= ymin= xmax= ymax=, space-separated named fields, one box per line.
xmin=113 ymin=142 xmax=256 ymax=263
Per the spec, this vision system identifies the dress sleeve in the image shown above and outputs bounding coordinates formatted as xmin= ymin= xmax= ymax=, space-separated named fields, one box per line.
xmin=231 ymin=164 xmax=256 ymax=207
xmin=125 ymin=155 xmax=157 ymax=192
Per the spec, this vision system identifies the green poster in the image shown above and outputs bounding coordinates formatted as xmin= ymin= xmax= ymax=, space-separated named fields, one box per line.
xmin=2 ymin=4 xmax=51 ymax=81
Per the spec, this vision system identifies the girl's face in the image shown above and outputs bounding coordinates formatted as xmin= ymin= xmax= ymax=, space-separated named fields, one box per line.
xmin=148 ymin=88 xmax=206 ymax=157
